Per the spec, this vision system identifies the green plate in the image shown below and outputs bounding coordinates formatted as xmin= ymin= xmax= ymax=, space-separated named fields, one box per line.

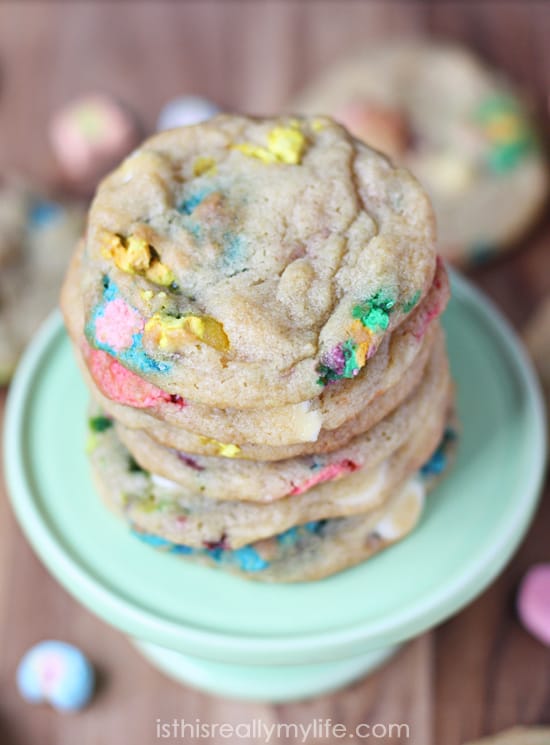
xmin=4 ymin=271 xmax=546 ymax=667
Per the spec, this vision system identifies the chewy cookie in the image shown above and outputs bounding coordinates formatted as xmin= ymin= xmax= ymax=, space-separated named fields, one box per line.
xmin=90 ymin=409 xmax=456 ymax=579
xmin=63 ymin=245 xmax=448 ymax=457
xmin=290 ymin=42 xmax=548 ymax=266
xmin=89 ymin=385 xmax=450 ymax=549
xmin=130 ymin=423 xmax=456 ymax=582
xmin=77 ymin=114 xmax=437 ymax=408
xmin=112 ymin=330 xmax=449 ymax=502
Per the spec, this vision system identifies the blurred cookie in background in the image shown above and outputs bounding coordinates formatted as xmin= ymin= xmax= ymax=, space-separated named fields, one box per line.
xmin=289 ymin=41 xmax=548 ymax=267
xmin=0 ymin=178 xmax=85 ymax=384
xmin=49 ymin=93 xmax=141 ymax=194
xmin=0 ymin=178 xmax=28 ymax=268
xmin=525 ymin=294 xmax=550 ymax=429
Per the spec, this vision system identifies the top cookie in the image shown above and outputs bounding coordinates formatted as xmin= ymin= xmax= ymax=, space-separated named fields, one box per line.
xmin=80 ymin=115 xmax=436 ymax=408
xmin=290 ymin=42 xmax=548 ymax=266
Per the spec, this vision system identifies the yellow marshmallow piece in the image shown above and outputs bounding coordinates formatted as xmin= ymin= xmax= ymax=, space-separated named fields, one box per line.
xmin=101 ymin=233 xmax=150 ymax=274
xmin=233 ymin=143 xmax=278 ymax=164
xmin=233 ymin=124 xmax=307 ymax=165
xmin=145 ymin=259 xmax=175 ymax=288
xmin=349 ymin=319 xmax=372 ymax=367
xmin=199 ymin=436 xmax=241 ymax=458
xmin=267 ymin=126 xmax=306 ymax=164
xmin=101 ymin=231 xmax=175 ymax=287
xmin=144 ymin=313 xmax=230 ymax=352
xmin=193 ymin=156 xmax=217 ymax=177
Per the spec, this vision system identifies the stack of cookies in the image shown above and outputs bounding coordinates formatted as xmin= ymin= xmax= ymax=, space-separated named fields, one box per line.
xmin=61 ymin=115 xmax=455 ymax=582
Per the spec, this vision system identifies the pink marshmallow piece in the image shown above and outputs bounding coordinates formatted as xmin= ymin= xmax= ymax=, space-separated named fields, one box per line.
xmin=289 ymin=459 xmax=359 ymax=496
xmin=49 ymin=93 xmax=139 ymax=183
xmin=517 ymin=563 xmax=550 ymax=646
xmin=85 ymin=345 xmax=183 ymax=409
xmin=411 ymin=256 xmax=450 ymax=341
xmin=95 ymin=298 xmax=144 ymax=352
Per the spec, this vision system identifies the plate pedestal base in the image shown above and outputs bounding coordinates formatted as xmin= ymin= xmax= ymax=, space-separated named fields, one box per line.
xmin=133 ymin=639 xmax=401 ymax=702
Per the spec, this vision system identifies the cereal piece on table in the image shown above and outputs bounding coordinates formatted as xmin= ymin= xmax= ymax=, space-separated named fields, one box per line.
xmin=16 ymin=641 xmax=95 ymax=711
xmin=49 ymin=93 xmax=140 ymax=189
xmin=517 ymin=564 xmax=550 ymax=647
xmin=156 ymin=95 xmax=221 ymax=131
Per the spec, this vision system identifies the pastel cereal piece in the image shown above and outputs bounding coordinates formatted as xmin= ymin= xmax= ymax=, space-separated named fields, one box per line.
xmin=49 ymin=93 xmax=140 ymax=187
xmin=288 ymin=459 xmax=359 ymax=495
xmin=409 ymin=257 xmax=449 ymax=341
xmin=234 ymin=123 xmax=307 ymax=165
xmin=144 ymin=312 xmax=230 ymax=353
xmin=85 ymin=344 xmax=183 ymax=409
xmin=517 ymin=564 xmax=550 ymax=646
xmin=334 ymin=101 xmax=410 ymax=158
xmin=156 ymin=95 xmax=221 ymax=132
xmin=101 ymin=232 xmax=176 ymax=288
xmin=197 ymin=435 xmax=241 ymax=458
xmin=318 ymin=258 xmax=448 ymax=387
xmin=94 ymin=297 xmax=144 ymax=353
xmin=16 ymin=641 xmax=95 ymax=711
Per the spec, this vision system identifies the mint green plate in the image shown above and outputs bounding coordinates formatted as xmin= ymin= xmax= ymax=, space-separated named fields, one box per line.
xmin=3 ymin=271 xmax=546 ymax=698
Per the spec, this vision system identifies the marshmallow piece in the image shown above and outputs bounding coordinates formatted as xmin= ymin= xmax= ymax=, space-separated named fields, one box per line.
xmin=49 ymin=93 xmax=140 ymax=187
xmin=17 ymin=640 xmax=95 ymax=711
xmin=156 ymin=95 xmax=221 ymax=131
xmin=517 ymin=564 xmax=550 ymax=646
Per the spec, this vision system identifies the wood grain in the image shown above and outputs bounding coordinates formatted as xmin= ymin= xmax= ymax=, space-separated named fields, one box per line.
xmin=0 ymin=2 xmax=549 ymax=744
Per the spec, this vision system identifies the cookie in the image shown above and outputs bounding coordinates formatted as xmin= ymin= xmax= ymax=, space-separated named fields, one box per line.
xmin=112 ymin=329 xmax=448 ymax=502
xmin=76 ymin=114 xmax=437 ymax=408
xmin=90 ymin=393 xmax=450 ymax=551
xmin=128 ymin=421 xmax=456 ymax=583
xmin=0 ymin=180 xmax=85 ymax=383
xmin=290 ymin=42 xmax=548 ymax=266
xmin=62 ymin=245 xmax=448 ymax=457
xmin=0 ymin=178 xmax=28 ymax=267
xmin=90 ymin=395 xmax=455 ymax=564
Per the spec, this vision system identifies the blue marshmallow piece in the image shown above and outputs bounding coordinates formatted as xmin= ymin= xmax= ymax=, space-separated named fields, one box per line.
xmin=157 ymin=95 xmax=221 ymax=131
xmin=16 ymin=640 xmax=95 ymax=711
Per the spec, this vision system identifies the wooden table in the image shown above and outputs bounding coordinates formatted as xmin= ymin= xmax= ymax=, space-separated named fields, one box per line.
xmin=0 ymin=2 xmax=549 ymax=743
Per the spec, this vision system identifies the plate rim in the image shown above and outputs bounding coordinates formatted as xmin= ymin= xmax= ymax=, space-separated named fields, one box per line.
xmin=4 ymin=269 xmax=547 ymax=663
